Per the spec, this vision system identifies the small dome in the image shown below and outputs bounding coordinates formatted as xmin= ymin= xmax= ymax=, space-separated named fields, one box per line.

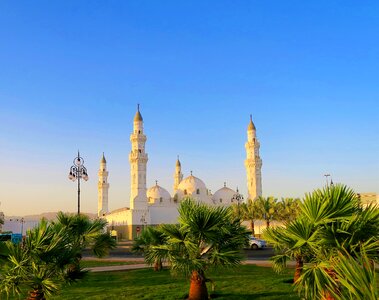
xmin=212 ymin=185 xmax=236 ymax=205
xmin=147 ymin=184 xmax=171 ymax=204
xmin=248 ymin=114 xmax=256 ymax=131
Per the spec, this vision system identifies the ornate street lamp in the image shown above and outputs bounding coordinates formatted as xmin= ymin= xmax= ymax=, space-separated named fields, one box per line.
xmin=140 ymin=212 xmax=147 ymax=230
xmin=68 ymin=151 xmax=89 ymax=215
xmin=231 ymin=187 xmax=244 ymax=219
xmin=324 ymin=174 xmax=330 ymax=188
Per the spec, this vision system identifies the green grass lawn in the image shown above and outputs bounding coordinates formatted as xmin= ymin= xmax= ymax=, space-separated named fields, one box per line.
xmin=80 ymin=260 xmax=145 ymax=268
xmin=53 ymin=265 xmax=299 ymax=300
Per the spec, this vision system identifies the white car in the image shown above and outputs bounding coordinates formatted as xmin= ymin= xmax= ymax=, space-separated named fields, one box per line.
xmin=249 ymin=236 xmax=267 ymax=250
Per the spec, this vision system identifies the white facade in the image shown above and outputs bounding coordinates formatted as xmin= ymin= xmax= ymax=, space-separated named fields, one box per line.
xmin=99 ymin=107 xmax=262 ymax=239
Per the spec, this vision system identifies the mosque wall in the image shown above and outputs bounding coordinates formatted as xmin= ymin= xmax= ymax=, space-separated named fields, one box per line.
xmin=149 ymin=206 xmax=179 ymax=225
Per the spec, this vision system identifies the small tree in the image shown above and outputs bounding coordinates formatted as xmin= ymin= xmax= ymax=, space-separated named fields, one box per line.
xmin=0 ymin=220 xmax=76 ymax=299
xmin=276 ymin=198 xmax=301 ymax=222
xmin=53 ymin=212 xmax=116 ymax=277
xmin=256 ymin=196 xmax=278 ymax=228
xmin=239 ymin=199 xmax=261 ymax=235
xmin=132 ymin=226 xmax=165 ymax=271
xmin=144 ymin=199 xmax=250 ymax=300
xmin=265 ymin=184 xmax=379 ymax=300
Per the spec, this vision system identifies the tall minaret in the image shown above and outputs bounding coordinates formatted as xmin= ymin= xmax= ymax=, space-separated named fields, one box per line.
xmin=173 ymin=155 xmax=183 ymax=193
xmin=244 ymin=114 xmax=262 ymax=200
xmin=98 ymin=153 xmax=109 ymax=217
xmin=129 ymin=104 xmax=148 ymax=210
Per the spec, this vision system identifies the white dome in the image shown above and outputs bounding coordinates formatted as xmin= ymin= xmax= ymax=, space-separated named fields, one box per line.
xmin=177 ymin=175 xmax=207 ymax=195
xmin=147 ymin=184 xmax=171 ymax=205
xmin=175 ymin=174 xmax=213 ymax=204
xmin=212 ymin=186 xmax=236 ymax=205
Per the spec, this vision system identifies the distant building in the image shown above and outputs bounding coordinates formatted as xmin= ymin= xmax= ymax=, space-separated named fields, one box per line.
xmin=357 ymin=193 xmax=379 ymax=207
xmin=99 ymin=106 xmax=263 ymax=240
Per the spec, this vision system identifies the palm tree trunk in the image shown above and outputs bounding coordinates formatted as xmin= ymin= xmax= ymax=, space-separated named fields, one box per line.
xmin=323 ymin=268 xmax=337 ymax=300
xmin=293 ymin=257 xmax=303 ymax=282
xmin=188 ymin=270 xmax=208 ymax=300
xmin=27 ymin=288 xmax=46 ymax=300
xmin=154 ymin=258 xmax=162 ymax=271
xmin=266 ymin=219 xmax=270 ymax=229
xmin=250 ymin=220 xmax=255 ymax=236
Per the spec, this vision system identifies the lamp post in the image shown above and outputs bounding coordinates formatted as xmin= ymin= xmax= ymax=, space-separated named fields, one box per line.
xmin=324 ymin=174 xmax=331 ymax=188
xmin=232 ymin=187 xmax=244 ymax=219
xmin=140 ymin=212 xmax=147 ymax=230
xmin=68 ymin=151 xmax=89 ymax=215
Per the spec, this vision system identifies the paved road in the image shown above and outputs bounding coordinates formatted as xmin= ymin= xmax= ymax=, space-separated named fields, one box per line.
xmin=83 ymin=245 xmax=275 ymax=261
xmin=83 ymin=245 xmax=277 ymax=273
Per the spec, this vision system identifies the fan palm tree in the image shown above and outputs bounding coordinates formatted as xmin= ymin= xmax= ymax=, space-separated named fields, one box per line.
xmin=0 ymin=220 xmax=76 ymax=299
xmin=293 ymin=185 xmax=379 ymax=300
xmin=53 ymin=212 xmax=116 ymax=277
xmin=264 ymin=217 xmax=318 ymax=282
xmin=144 ymin=199 xmax=250 ymax=300
xmin=132 ymin=226 xmax=165 ymax=271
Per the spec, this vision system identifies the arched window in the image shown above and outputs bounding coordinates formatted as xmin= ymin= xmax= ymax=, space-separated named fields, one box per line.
xmin=160 ymin=197 xmax=163 ymax=203
xmin=138 ymin=149 xmax=142 ymax=153
xmin=184 ymin=189 xmax=187 ymax=195
xmin=219 ymin=198 xmax=222 ymax=203
xmin=196 ymin=189 xmax=200 ymax=194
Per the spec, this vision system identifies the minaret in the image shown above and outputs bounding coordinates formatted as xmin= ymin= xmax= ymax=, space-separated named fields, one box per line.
xmin=244 ymin=114 xmax=262 ymax=200
xmin=129 ymin=104 xmax=149 ymax=210
xmin=173 ymin=155 xmax=183 ymax=193
xmin=98 ymin=153 xmax=109 ymax=217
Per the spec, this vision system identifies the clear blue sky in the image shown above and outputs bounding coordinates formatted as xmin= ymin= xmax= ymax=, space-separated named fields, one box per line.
xmin=0 ymin=1 xmax=378 ymax=216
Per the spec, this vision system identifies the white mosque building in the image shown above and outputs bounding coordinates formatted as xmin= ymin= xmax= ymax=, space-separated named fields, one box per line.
xmin=98 ymin=106 xmax=262 ymax=240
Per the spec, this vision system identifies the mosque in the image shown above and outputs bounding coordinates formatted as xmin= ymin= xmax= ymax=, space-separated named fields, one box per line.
xmin=98 ymin=106 xmax=262 ymax=240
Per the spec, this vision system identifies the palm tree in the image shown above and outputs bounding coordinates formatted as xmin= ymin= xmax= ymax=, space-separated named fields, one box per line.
xmin=293 ymin=185 xmax=379 ymax=300
xmin=0 ymin=220 xmax=76 ymax=299
xmin=132 ymin=226 xmax=165 ymax=271
xmin=256 ymin=196 xmax=278 ymax=228
xmin=277 ymin=198 xmax=301 ymax=222
xmin=264 ymin=217 xmax=317 ymax=282
xmin=264 ymin=184 xmax=379 ymax=299
xmin=144 ymin=199 xmax=250 ymax=300
xmin=53 ymin=212 xmax=116 ymax=277
xmin=240 ymin=199 xmax=261 ymax=236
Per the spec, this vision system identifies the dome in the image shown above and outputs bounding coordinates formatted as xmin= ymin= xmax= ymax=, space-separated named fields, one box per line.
xmin=177 ymin=175 xmax=207 ymax=195
xmin=147 ymin=183 xmax=171 ymax=205
xmin=175 ymin=174 xmax=212 ymax=204
xmin=212 ymin=185 xmax=236 ymax=205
